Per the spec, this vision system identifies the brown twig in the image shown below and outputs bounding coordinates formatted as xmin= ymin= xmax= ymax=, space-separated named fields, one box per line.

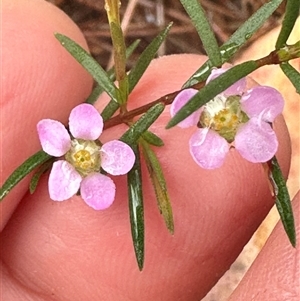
xmin=103 ymin=81 xmax=205 ymax=129
xmin=103 ymin=42 xmax=300 ymax=130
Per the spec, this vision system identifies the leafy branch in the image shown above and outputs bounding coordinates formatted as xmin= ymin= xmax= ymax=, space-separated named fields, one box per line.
xmin=1 ymin=0 xmax=299 ymax=271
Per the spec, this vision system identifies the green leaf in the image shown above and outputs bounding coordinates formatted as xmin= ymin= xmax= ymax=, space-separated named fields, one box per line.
xmin=127 ymin=144 xmax=144 ymax=270
xmin=225 ymin=0 xmax=284 ymax=50
xmin=99 ymin=40 xmax=141 ymax=117
xmin=101 ymin=101 xmax=120 ymax=121
xmin=183 ymin=0 xmax=284 ymax=87
xmin=55 ymin=33 xmax=119 ymax=103
xmin=110 ymin=22 xmax=127 ymax=79
xmin=179 ymin=0 xmax=221 ymax=66
xmin=86 ymin=66 xmax=116 ymax=105
xmin=86 ymin=85 xmax=106 ymax=105
xmin=128 ymin=23 xmax=172 ymax=93
xmin=141 ymin=140 xmax=174 ymax=234
xmin=167 ymin=61 xmax=259 ymax=128
xmin=126 ymin=39 xmax=141 ymax=59
xmin=142 ymin=131 xmax=164 ymax=147
xmin=0 ymin=150 xmax=52 ymax=201
xmin=275 ymin=0 xmax=300 ymax=49
xmin=29 ymin=159 xmax=54 ymax=194
xmin=110 ymin=21 xmax=129 ymax=103
xmin=86 ymin=40 xmax=141 ymax=105
xmin=269 ymin=157 xmax=296 ymax=247
xmin=280 ymin=62 xmax=300 ymax=94
xmin=182 ymin=62 xmax=212 ymax=87
xmin=120 ymin=103 xmax=165 ymax=145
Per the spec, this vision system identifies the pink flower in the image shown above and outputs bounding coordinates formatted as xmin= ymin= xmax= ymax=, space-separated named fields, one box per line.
xmin=37 ymin=104 xmax=135 ymax=210
xmin=170 ymin=68 xmax=284 ymax=169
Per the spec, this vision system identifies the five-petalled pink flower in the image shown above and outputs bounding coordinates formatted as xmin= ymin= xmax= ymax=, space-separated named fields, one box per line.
xmin=37 ymin=103 xmax=135 ymax=210
xmin=170 ymin=68 xmax=284 ymax=169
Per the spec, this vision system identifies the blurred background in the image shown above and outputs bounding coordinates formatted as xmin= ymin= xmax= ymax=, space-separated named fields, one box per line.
xmin=47 ymin=1 xmax=299 ymax=300
xmin=49 ymin=0 xmax=286 ymax=68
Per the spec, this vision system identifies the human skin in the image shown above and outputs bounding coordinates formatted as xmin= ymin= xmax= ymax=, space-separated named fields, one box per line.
xmin=1 ymin=0 xmax=299 ymax=300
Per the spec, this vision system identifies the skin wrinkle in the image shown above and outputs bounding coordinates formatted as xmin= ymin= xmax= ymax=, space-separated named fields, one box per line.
xmin=275 ymin=228 xmax=300 ymax=299
xmin=292 ymin=249 xmax=300 ymax=288
xmin=1 ymin=260 xmax=54 ymax=301
xmin=142 ymin=184 xmax=217 ymax=299
xmin=8 ymin=227 xmax=65 ymax=298
xmin=228 ymin=193 xmax=299 ymax=301
xmin=275 ymin=283 xmax=299 ymax=299
xmin=174 ymin=194 xmax=255 ymax=295
xmin=1 ymin=183 xmax=110 ymax=301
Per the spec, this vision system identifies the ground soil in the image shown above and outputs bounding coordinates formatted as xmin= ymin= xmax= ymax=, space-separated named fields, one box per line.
xmin=48 ymin=0 xmax=286 ymax=69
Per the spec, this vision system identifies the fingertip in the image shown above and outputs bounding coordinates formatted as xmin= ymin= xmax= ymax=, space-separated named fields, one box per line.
xmin=228 ymin=191 xmax=300 ymax=301
xmin=1 ymin=0 xmax=93 ymax=230
xmin=1 ymin=52 xmax=294 ymax=301
xmin=98 ymin=54 xmax=292 ymax=298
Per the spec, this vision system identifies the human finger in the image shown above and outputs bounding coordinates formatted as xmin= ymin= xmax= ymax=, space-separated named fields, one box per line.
xmin=0 ymin=53 xmax=292 ymax=301
xmin=228 ymin=191 xmax=300 ymax=301
xmin=0 ymin=0 xmax=93 ymax=230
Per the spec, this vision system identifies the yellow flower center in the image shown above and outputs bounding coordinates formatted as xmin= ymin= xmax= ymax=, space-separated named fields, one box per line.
xmin=199 ymin=95 xmax=249 ymax=142
xmin=73 ymin=150 xmax=93 ymax=169
xmin=212 ymin=109 xmax=239 ymax=131
xmin=65 ymin=139 xmax=101 ymax=176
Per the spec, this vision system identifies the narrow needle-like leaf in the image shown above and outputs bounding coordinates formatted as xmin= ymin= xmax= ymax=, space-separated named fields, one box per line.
xmin=29 ymin=160 xmax=54 ymax=194
xmin=86 ymin=40 xmax=141 ymax=105
xmin=101 ymin=101 xmax=120 ymax=121
xmin=127 ymin=143 xmax=144 ymax=270
xmin=142 ymin=131 xmax=164 ymax=147
xmin=120 ymin=103 xmax=165 ymax=145
xmin=280 ymin=62 xmax=300 ymax=94
xmin=55 ymin=33 xmax=119 ymax=103
xmin=179 ymin=0 xmax=221 ymax=66
xmin=110 ymin=21 xmax=129 ymax=103
xmin=168 ymin=61 xmax=258 ymax=128
xmin=128 ymin=23 xmax=172 ymax=93
xmin=275 ymin=0 xmax=300 ymax=49
xmin=183 ymin=0 xmax=284 ymax=87
xmin=100 ymin=40 xmax=141 ymax=118
xmin=225 ymin=0 xmax=284 ymax=50
xmin=0 ymin=150 xmax=52 ymax=201
xmin=86 ymin=66 xmax=116 ymax=105
xmin=141 ymin=140 xmax=174 ymax=234
xmin=269 ymin=157 xmax=296 ymax=247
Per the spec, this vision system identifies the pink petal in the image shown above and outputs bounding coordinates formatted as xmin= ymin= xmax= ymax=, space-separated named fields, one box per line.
xmin=240 ymin=86 xmax=284 ymax=122
xmin=37 ymin=119 xmax=71 ymax=156
xmin=235 ymin=117 xmax=278 ymax=163
xmin=80 ymin=173 xmax=116 ymax=210
xmin=69 ymin=104 xmax=103 ymax=140
xmin=189 ymin=128 xmax=229 ymax=169
xmin=48 ymin=160 xmax=82 ymax=201
xmin=206 ymin=68 xmax=247 ymax=96
xmin=101 ymin=140 xmax=135 ymax=175
xmin=170 ymin=88 xmax=201 ymax=128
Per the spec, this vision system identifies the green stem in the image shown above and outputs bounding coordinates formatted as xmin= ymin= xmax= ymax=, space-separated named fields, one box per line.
xmin=105 ymin=0 xmax=128 ymax=105
xmin=256 ymin=41 xmax=300 ymax=67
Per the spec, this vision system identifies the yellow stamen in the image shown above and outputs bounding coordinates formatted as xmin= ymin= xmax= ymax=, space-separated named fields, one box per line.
xmin=74 ymin=150 xmax=93 ymax=170
xmin=65 ymin=139 xmax=101 ymax=176
xmin=198 ymin=95 xmax=249 ymax=143
xmin=212 ymin=109 xmax=239 ymax=131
